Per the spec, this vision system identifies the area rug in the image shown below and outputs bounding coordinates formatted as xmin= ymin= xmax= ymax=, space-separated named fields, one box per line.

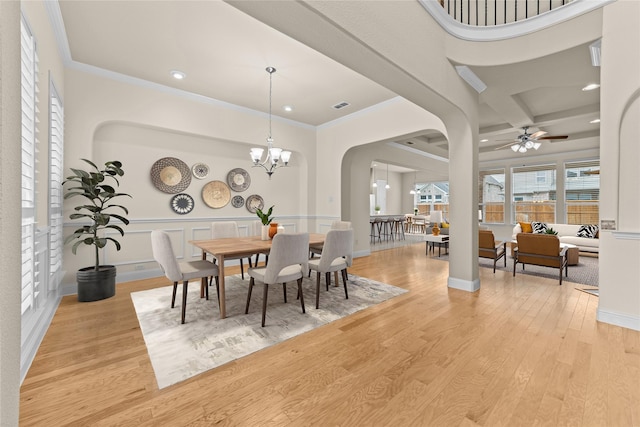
xmin=434 ymin=253 xmax=599 ymax=287
xmin=131 ymin=274 xmax=407 ymax=389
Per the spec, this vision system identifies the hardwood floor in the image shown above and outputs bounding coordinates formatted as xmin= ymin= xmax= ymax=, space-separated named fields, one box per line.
xmin=20 ymin=243 xmax=639 ymax=426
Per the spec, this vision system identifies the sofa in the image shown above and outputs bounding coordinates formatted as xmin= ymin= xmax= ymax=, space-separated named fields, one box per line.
xmin=511 ymin=222 xmax=599 ymax=254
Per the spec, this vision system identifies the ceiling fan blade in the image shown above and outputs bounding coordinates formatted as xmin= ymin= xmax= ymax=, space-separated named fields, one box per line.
xmin=493 ymin=142 xmax=518 ymax=150
xmin=530 ymin=130 xmax=547 ymax=139
xmin=538 ymin=135 xmax=569 ymax=140
xmin=496 ymin=138 xmax=518 ymax=142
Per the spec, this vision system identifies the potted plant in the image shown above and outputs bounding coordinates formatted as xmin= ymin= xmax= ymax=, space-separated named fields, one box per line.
xmin=545 ymin=227 xmax=558 ymax=235
xmin=375 ymin=205 xmax=381 ymax=214
xmin=256 ymin=205 xmax=274 ymax=240
xmin=64 ymin=159 xmax=131 ymax=302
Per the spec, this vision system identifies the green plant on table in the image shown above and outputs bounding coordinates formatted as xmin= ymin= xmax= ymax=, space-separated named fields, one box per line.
xmin=256 ymin=205 xmax=275 ymax=225
xmin=545 ymin=227 xmax=558 ymax=235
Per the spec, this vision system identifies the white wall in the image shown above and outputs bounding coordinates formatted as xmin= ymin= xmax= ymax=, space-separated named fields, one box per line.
xmin=61 ymin=69 xmax=315 ymax=288
xmin=597 ymin=0 xmax=640 ymax=330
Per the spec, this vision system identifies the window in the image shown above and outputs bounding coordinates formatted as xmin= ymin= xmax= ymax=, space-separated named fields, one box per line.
xmin=479 ymin=169 xmax=505 ymax=223
xmin=417 ymin=182 xmax=450 ymax=219
xmin=565 ymin=160 xmax=599 ymax=225
xmin=21 ymin=17 xmax=39 ymax=315
xmin=49 ymin=81 xmax=64 ymax=288
xmin=511 ymin=164 xmax=556 ymax=223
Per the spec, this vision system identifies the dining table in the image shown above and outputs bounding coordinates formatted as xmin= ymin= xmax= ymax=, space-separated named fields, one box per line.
xmin=189 ymin=232 xmax=326 ymax=319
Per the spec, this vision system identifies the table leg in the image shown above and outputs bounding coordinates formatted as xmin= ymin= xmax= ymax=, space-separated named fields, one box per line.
xmin=217 ymin=254 xmax=226 ymax=319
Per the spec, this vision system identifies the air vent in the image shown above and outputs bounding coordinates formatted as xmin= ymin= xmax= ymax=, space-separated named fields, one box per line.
xmin=332 ymin=101 xmax=350 ymax=110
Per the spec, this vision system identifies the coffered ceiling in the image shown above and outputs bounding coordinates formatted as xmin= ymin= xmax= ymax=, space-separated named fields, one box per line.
xmin=56 ymin=0 xmax=601 ymax=164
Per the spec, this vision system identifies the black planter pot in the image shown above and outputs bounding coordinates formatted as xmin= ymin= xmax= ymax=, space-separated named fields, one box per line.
xmin=77 ymin=265 xmax=117 ymax=302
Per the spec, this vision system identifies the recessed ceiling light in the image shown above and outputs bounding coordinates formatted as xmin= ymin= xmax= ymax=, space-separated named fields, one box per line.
xmin=590 ymin=118 xmax=601 ymax=124
xmin=283 ymin=105 xmax=293 ymax=112
xmin=480 ymin=139 xmax=488 ymax=142
xmin=582 ymin=83 xmax=600 ymax=91
xmin=170 ymin=70 xmax=186 ymax=80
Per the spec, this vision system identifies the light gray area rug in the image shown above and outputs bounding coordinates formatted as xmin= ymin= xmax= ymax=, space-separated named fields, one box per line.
xmin=131 ymin=274 xmax=408 ymax=389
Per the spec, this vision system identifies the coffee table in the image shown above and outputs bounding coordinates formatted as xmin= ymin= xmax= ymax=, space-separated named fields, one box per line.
xmin=425 ymin=234 xmax=449 ymax=257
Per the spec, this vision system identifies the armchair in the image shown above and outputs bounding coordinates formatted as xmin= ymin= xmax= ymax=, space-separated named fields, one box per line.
xmin=479 ymin=230 xmax=506 ymax=273
xmin=513 ymin=233 xmax=568 ymax=285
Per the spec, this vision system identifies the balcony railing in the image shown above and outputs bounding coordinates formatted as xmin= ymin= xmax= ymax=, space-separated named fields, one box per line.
xmin=439 ymin=0 xmax=574 ymax=26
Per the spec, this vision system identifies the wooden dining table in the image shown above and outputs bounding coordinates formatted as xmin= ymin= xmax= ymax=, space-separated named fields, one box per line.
xmin=189 ymin=233 xmax=326 ymax=319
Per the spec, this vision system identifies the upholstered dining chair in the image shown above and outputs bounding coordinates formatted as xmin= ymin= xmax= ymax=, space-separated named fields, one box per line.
xmin=211 ymin=221 xmax=252 ymax=279
xmin=514 ymin=233 xmax=569 ymax=285
xmin=308 ymin=229 xmax=353 ymax=309
xmin=479 ymin=229 xmax=507 ymax=273
xmin=310 ymin=220 xmax=351 ymax=258
xmin=151 ymin=230 xmax=219 ymax=324
xmin=245 ymin=232 xmax=310 ymax=327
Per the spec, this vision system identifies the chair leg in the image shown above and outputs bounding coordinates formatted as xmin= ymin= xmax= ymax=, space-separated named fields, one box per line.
xmin=204 ymin=276 xmax=209 ymax=300
xmin=342 ymin=269 xmax=349 ymax=300
xmin=171 ymin=282 xmax=178 ymax=308
xmin=181 ymin=281 xmax=188 ymax=324
xmin=240 ymin=259 xmax=244 ymax=280
xmin=493 ymin=259 xmax=497 ymax=273
xmin=513 ymin=258 xmax=517 ymax=276
xmin=297 ymin=278 xmax=305 ymax=314
xmin=261 ymin=283 xmax=269 ymax=327
xmin=315 ymin=271 xmax=321 ymax=309
xmin=245 ymin=277 xmax=254 ymax=314
xmin=325 ymin=272 xmax=331 ymax=291
xmin=283 ymin=283 xmax=287 ymax=303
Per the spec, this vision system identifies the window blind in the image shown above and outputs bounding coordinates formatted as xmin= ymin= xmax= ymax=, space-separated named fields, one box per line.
xmin=21 ymin=17 xmax=39 ymax=315
xmin=49 ymin=81 xmax=64 ymax=280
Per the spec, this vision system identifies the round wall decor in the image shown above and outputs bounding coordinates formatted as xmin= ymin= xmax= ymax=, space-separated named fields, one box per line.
xmin=170 ymin=193 xmax=194 ymax=215
xmin=151 ymin=157 xmax=192 ymax=194
xmin=227 ymin=168 xmax=251 ymax=192
xmin=231 ymin=195 xmax=244 ymax=208
xmin=192 ymin=163 xmax=209 ymax=179
xmin=202 ymin=180 xmax=231 ymax=208
xmin=245 ymin=194 xmax=264 ymax=213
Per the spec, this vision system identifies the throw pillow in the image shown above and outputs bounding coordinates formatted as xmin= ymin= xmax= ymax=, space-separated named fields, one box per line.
xmin=518 ymin=222 xmax=533 ymax=233
xmin=531 ymin=221 xmax=548 ymax=234
xmin=441 ymin=222 xmax=450 ymax=228
xmin=577 ymin=224 xmax=599 ymax=239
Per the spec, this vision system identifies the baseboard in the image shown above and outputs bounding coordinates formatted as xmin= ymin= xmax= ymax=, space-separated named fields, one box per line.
xmin=597 ymin=308 xmax=640 ymax=331
xmin=448 ymin=277 xmax=480 ymax=292
xmin=21 ymin=296 xmax=61 ymax=383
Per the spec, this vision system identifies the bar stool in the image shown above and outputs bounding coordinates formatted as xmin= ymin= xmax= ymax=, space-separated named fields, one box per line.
xmin=370 ymin=217 xmax=377 ymax=243
xmin=394 ymin=216 xmax=405 ymax=240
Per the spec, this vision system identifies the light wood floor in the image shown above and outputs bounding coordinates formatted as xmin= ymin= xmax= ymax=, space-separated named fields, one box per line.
xmin=20 ymin=243 xmax=640 ymax=426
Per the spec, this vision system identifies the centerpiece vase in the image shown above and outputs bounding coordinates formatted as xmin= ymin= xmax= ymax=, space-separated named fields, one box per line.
xmin=261 ymin=225 xmax=270 ymax=241
xmin=269 ymin=223 xmax=279 ymax=239
xmin=432 ymin=224 xmax=441 ymax=236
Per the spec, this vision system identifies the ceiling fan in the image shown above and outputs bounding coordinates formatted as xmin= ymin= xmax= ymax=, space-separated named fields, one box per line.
xmin=494 ymin=126 xmax=569 ymax=153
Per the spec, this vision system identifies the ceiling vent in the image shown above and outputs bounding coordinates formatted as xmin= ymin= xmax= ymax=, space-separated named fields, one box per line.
xmin=332 ymin=101 xmax=350 ymax=110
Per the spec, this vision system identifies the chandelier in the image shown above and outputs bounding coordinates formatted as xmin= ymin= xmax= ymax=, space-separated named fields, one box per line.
xmin=250 ymin=67 xmax=291 ymax=178
xmin=511 ymin=138 xmax=541 ymax=153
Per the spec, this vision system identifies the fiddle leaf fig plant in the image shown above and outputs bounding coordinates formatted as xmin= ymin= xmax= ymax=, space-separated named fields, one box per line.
xmin=63 ymin=159 xmax=132 ymax=271
xmin=256 ymin=205 xmax=274 ymax=225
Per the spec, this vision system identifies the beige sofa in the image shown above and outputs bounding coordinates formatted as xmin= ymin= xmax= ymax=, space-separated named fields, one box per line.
xmin=512 ymin=223 xmax=599 ymax=254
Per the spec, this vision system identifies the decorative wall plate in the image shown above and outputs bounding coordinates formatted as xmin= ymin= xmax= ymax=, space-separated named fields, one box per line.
xmin=227 ymin=168 xmax=251 ymax=192
xmin=151 ymin=157 xmax=192 ymax=194
xmin=202 ymin=180 xmax=231 ymax=208
xmin=192 ymin=163 xmax=209 ymax=179
xmin=170 ymin=193 xmax=194 ymax=215
xmin=245 ymin=194 xmax=264 ymax=213
xmin=231 ymin=195 xmax=244 ymax=208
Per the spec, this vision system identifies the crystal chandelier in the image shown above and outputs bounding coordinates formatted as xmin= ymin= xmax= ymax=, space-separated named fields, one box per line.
xmin=250 ymin=67 xmax=291 ymax=178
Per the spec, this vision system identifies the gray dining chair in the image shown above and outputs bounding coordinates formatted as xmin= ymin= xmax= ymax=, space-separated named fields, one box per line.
xmin=310 ymin=220 xmax=351 ymax=258
xmin=211 ymin=221 xmax=252 ymax=279
xmin=151 ymin=230 xmax=219 ymax=324
xmin=307 ymin=229 xmax=353 ymax=309
xmin=245 ymin=232 xmax=309 ymax=327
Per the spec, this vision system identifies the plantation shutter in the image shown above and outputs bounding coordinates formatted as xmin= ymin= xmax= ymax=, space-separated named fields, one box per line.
xmin=49 ymin=81 xmax=64 ymax=281
xmin=21 ymin=17 xmax=40 ymax=315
